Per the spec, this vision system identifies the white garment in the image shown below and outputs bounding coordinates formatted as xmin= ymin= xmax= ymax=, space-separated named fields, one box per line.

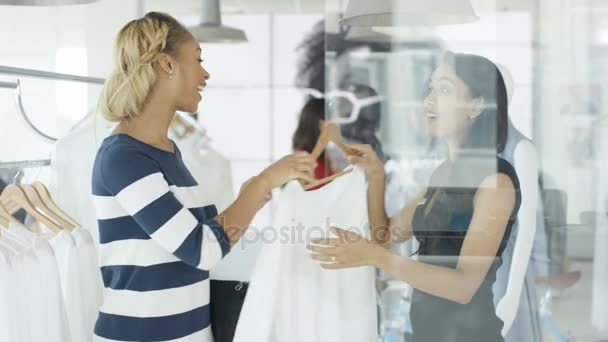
xmin=25 ymin=244 xmax=46 ymax=342
xmin=0 ymin=239 xmax=11 ymax=265
xmin=45 ymin=228 xmax=87 ymax=342
xmin=0 ymin=232 xmax=18 ymax=342
xmin=1 ymin=222 xmax=97 ymax=342
xmin=72 ymin=227 xmax=103 ymax=341
xmin=11 ymin=222 xmax=72 ymax=342
xmin=233 ymin=167 xmax=378 ymax=342
xmin=0 ymin=244 xmax=12 ymax=342
xmin=592 ymin=213 xmax=608 ymax=332
xmin=37 ymin=239 xmax=72 ymax=342
xmin=592 ymin=121 xmax=608 ymax=332
xmin=12 ymin=224 xmax=44 ymax=342
xmin=1 ymin=248 xmax=28 ymax=342
xmin=173 ymin=132 xmax=254 ymax=282
xmin=50 ymin=114 xmax=115 ymax=246
xmin=176 ymin=131 xmax=234 ymax=214
xmin=0 ymin=225 xmax=36 ymax=342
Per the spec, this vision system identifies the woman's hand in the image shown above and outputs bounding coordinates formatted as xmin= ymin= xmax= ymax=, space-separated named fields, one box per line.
xmin=307 ymin=227 xmax=387 ymax=269
xmin=260 ymin=151 xmax=316 ymax=189
xmin=345 ymin=144 xmax=384 ymax=179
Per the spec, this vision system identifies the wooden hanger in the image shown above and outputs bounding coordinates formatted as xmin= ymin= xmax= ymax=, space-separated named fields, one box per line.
xmin=0 ymin=202 xmax=11 ymax=229
xmin=0 ymin=184 xmax=62 ymax=233
xmin=21 ymin=184 xmax=75 ymax=230
xmin=303 ymin=122 xmax=354 ymax=191
xmin=170 ymin=114 xmax=196 ymax=139
xmin=32 ymin=182 xmax=80 ymax=228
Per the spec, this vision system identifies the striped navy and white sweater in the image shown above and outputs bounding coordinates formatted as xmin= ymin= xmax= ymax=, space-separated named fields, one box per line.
xmin=91 ymin=134 xmax=231 ymax=341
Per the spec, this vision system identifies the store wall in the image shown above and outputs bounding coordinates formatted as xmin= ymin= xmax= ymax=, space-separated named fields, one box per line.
xmin=0 ymin=1 xmax=322 ymax=230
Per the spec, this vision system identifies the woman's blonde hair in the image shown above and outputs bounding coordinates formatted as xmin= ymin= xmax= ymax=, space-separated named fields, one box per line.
xmin=98 ymin=12 xmax=192 ymax=122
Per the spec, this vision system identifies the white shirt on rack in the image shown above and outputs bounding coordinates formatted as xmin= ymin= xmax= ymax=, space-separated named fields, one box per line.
xmin=1 ymin=224 xmax=35 ymax=342
xmin=43 ymin=226 xmax=87 ymax=342
xmin=72 ymin=226 xmax=103 ymax=341
xmin=50 ymin=113 xmax=115 ymax=246
xmin=8 ymin=221 xmax=72 ymax=342
xmin=0 ymin=245 xmax=26 ymax=342
xmin=0 ymin=239 xmax=14 ymax=342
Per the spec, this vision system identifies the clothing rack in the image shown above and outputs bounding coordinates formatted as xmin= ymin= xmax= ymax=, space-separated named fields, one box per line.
xmin=0 ymin=65 xmax=104 ymax=85
xmin=0 ymin=81 xmax=18 ymax=89
xmin=0 ymin=66 xmax=207 ymax=171
xmin=0 ymin=65 xmax=105 ymax=143
xmin=0 ymin=159 xmax=51 ymax=170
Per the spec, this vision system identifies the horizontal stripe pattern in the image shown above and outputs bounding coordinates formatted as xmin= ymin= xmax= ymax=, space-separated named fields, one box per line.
xmin=100 ymin=280 xmax=210 ymax=318
xmin=101 ymin=263 xmax=208 ymax=292
xmin=149 ymin=207 xmax=199 ymax=253
xmin=199 ymin=224 xmax=223 ymax=270
xmin=98 ymin=239 xmax=179 ymax=267
xmin=169 ymin=185 xmax=216 ymax=209
xmin=97 ymin=216 xmax=151 ymax=244
xmin=97 ymin=205 xmax=219 ymax=245
xmin=93 ymin=184 xmax=215 ymax=221
xmin=94 ymin=306 xmax=211 ymax=341
xmin=93 ymin=325 xmax=212 ymax=342
xmin=132 ymin=192 xmax=185 ymax=234
xmin=115 ymin=172 xmax=168 ymax=216
xmin=93 ymin=195 xmax=127 ymax=220
xmin=91 ymin=135 xmax=231 ymax=342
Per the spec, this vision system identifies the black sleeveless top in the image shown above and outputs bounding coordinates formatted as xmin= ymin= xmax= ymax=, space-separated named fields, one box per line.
xmin=409 ymin=156 xmax=521 ymax=342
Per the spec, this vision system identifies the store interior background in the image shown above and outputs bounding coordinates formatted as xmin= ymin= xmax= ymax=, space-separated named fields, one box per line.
xmin=1 ymin=0 xmax=607 ymax=340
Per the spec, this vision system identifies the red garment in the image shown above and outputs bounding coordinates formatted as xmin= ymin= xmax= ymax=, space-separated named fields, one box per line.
xmin=307 ymin=158 xmax=334 ymax=191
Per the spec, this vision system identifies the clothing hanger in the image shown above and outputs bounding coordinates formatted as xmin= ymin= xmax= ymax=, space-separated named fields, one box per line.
xmin=32 ymin=182 xmax=80 ymax=228
xmin=0 ymin=184 xmax=62 ymax=233
xmin=170 ymin=113 xmax=196 ymax=139
xmin=21 ymin=184 xmax=75 ymax=230
xmin=172 ymin=112 xmax=212 ymax=155
xmin=303 ymin=122 xmax=353 ymax=191
xmin=301 ymin=87 xmax=384 ymax=125
xmin=0 ymin=202 xmax=11 ymax=229
xmin=177 ymin=111 xmax=207 ymax=134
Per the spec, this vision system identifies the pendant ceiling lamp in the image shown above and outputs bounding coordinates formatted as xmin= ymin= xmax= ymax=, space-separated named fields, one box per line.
xmin=340 ymin=0 xmax=479 ymax=27
xmin=345 ymin=27 xmax=392 ymax=43
xmin=0 ymin=0 xmax=97 ymax=5
xmin=188 ymin=0 xmax=247 ymax=43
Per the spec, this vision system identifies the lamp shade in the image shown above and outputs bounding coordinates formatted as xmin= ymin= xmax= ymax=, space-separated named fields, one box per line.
xmin=345 ymin=27 xmax=393 ymax=42
xmin=340 ymin=0 xmax=479 ymax=27
xmin=188 ymin=0 xmax=247 ymax=43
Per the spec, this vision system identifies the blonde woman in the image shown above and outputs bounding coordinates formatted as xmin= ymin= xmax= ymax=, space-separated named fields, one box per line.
xmin=91 ymin=12 xmax=315 ymax=341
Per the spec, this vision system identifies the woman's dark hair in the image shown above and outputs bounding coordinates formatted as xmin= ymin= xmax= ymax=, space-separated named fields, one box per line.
xmin=443 ymin=51 xmax=509 ymax=155
xmin=292 ymin=98 xmax=325 ymax=159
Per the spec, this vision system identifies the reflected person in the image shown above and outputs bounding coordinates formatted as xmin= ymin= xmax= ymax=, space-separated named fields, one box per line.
xmin=309 ymin=52 xmax=520 ymax=342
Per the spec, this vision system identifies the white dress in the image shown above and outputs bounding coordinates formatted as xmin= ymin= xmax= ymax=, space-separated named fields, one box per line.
xmin=233 ymin=166 xmax=378 ymax=342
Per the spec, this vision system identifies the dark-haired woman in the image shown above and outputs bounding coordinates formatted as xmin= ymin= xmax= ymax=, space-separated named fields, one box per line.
xmin=292 ymin=98 xmax=335 ymax=190
xmin=308 ymin=52 xmax=521 ymax=342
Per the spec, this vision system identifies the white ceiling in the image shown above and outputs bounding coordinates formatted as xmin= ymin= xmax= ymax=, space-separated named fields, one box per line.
xmin=144 ymin=0 xmax=331 ymax=16
xmin=144 ymin=0 xmax=535 ymax=17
